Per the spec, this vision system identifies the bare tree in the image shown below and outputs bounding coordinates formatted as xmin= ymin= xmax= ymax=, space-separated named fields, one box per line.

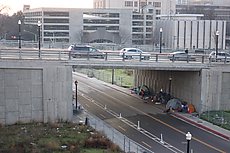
xmin=119 ymin=29 xmax=132 ymax=44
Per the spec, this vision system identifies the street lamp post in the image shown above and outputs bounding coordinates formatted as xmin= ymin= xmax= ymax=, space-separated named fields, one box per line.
xmin=37 ymin=20 xmax=42 ymax=58
xmin=186 ymin=132 xmax=192 ymax=153
xmin=75 ymin=80 xmax=78 ymax=109
xmin=215 ymin=31 xmax=219 ymax=61
xmin=18 ymin=20 xmax=21 ymax=49
xmin=159 ymin=28 xmax=163 ymax=53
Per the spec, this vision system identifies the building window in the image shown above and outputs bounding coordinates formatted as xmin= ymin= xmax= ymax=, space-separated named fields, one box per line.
xmin=132 ymin=27 xmax=143 ymax=32
xmin=134 ymin=1 xmax=138 ymax=7
xmin=140 ymin=2 xmax=147 ymax=7
xmin=125 ymin=1 xmax=133 ymax=7
xmin=156 ymin=10 xmax=161 ymax=15
xmin=148 ymin=9 xmax=153 ymax=13
xmin=146 ymin=15 xmax=153 ymax=20
xmin=153 ymin=2 xmax=161 ymax=7
xmin=132 ymin=21 xmax=144 ymax=26
xmin=146 ymin=21 xmax=152 ymax=26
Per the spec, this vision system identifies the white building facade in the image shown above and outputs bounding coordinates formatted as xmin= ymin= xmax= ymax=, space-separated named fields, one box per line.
xmin=23 ymin=7 xmax=156 ymax=46
xmin=156 ymin=18 xmax=226 ymax=50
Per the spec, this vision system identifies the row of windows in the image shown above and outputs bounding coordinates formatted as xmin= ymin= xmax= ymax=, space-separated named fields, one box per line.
xmin=132 ymin=27 xmax=153 ymax=32
xmin=83 ymin=13 xmax=119 ymax=18
xmin=44 ymin=19 xmax=69 ymax=23
xmin=132 ymin=21 xmax=153 ymax=26
xmin=83 ymin=19 xmax=119 ymax=24
xmin=132 ymin=34 xmax=153 ymax=39
xmin=44 ymin=32 xmax=69 ymax=37
xmin=124 ymin=1 xmax=161 ymax=8
xmin=24 ymin=12 xmax=42 ymax=17
xmin=133 ymin=14 xmax=154 ymax=20
xmin=83 ymin=26 xmax=119 ymax=31
xmin=43 ymin=11 xmax=69 ymax=17
xmin=44 ymin=38 xmax=69 ymax=42
xmin=44 ymin=25 xmax=69 ymax=30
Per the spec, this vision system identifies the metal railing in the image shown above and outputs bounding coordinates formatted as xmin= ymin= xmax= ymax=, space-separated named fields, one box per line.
xmin=85 ymin=112 xmax=154 ymax=153
xmin=0 ymin=48 xmax=229 ymax=64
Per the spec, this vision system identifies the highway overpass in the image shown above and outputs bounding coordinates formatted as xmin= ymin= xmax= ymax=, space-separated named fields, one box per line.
xmin=0 ymin=49 xmax=229 ymax=124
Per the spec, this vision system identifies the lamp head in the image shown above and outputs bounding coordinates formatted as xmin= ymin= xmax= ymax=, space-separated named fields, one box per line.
xmin=18 ymin=20 xmax=21 ymax=25
xmin=186 ymin=132 xmax=192 ymax=141
xmin=216 ymin=31 xmax=219 ymax=36
xmin=160 ymin=28 xmax=163 ymax=32
xmin=37 ymin=20 xmax=42 ymax=27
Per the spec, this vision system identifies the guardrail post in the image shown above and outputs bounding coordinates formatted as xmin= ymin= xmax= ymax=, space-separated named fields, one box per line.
xmin=202 ymin=56 xmax=204 ymax=63
xmin=122 ymin=52 xmax=125 ymax=61
xmin=156 ymin=54 xmax=158 ymax=62
xmin=187 ymin=55 xmax=189 ymax=63
xmin=19 ymin=49 xmax=22 ymax=59
xmin=172 ymin=55 xmax=175 ymax=62
xmin=224 ymin=55 xmax=227 ymax=64
xmin=68 ymin=51 xmax=72 ymax=60
xmin=0 ymin=49 xmax=1 ymax=59
xmin=139 ymin=53 xmax=142 ymax=62
xmin=58 ymin=51 xmax=61 ymax=60
xmin=87 ymin=51 xmax=90 ymax=60
xmin=105 ymin=52 xmax=108 ymax=61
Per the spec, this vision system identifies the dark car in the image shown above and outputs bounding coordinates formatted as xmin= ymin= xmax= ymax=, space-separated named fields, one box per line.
xmin=68 ymin=45 xmax=105 ymax=58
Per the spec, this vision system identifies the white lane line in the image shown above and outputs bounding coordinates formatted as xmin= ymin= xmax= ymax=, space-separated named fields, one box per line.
xmin=142 ymin=141 xmax=152 ymax=148
xmin=85 ymin=103 xmax=90 ymax=108
xmin=118 ymin=126 xmax=126 ymax=132
xmin=99 ymin=113 xmax=106 ymax=119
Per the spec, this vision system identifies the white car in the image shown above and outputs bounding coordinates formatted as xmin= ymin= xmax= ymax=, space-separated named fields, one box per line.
xmin=209 ymin=51 xmax=230 ymax=62
xmin=119 ymin=48 xmax=151 ymax=60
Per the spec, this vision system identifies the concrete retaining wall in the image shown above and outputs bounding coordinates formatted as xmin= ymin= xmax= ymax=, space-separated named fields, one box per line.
xmin=0 ymin=60 xmax=72 ymax=125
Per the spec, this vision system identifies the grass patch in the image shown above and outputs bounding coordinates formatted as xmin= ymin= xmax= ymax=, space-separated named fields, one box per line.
xmin=76 ymin=68 xmax=134 ymax=88
xmin=0 ymin=122 xmax=121 ymax=153
xmin=200 ymin=110 xmax=230 ymax=130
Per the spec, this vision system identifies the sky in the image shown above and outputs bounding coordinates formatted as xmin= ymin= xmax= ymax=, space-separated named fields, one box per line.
xmin=1 ymin=0 xmax=93 ymax=15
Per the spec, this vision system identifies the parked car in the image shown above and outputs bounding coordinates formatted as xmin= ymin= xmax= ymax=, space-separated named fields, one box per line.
xmin=209 ymin=51 xmax=230 ymax=62
xmin=68 ymin=45 xmax=105 ymax=58
xmin=119 ymin=48 xmax=151 ymax=60
xmin=168 ymin=51 xmax=196 ymax=61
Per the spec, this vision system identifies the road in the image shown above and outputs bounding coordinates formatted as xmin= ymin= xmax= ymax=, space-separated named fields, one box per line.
xmin=73 ymin=72 xmax=230 ymax=153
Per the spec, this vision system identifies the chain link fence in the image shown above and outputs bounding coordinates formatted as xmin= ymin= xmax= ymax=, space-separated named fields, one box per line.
xmin=199 ymin=104 xmax=230 ymax=130
xmin=80 ymin=112 xmax=154 ymax=153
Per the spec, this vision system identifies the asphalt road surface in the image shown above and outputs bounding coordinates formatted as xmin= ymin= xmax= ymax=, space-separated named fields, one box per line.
xmin=73 ymin=72 xmax=230 ymax=153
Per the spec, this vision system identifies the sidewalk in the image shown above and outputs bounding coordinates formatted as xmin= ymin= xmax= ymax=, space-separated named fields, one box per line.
xmin=172 ymin=112 xmax=230 ymax=140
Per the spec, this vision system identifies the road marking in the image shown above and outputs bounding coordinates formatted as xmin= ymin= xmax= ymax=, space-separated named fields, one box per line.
xmin=99 ymin=113 xmax=106 ymax=119
xmin=118 ymin=126 xmax=126 ymax=132
xmin=142 ymin=141 xmax=152 ymax=148
xmin=85 ymin=103 xmax=90 ymax=108
xmin=75 ymin=77 xmax=226 ymax=153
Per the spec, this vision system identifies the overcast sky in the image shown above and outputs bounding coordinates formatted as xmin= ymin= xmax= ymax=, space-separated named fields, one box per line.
xmin=1 ymin=0 xmax=93 ymax=15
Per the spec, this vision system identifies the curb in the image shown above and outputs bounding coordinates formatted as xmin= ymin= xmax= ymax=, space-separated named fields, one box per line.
xmin=172 ymin=113 xmax=230 ymax=141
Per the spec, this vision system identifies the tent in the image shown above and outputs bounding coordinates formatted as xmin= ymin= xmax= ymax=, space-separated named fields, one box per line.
xmin=166 ymin=98 xmax=182 ymax=111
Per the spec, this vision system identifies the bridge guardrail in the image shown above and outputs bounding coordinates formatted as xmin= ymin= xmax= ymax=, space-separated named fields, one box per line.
xmin=0 ymin=48 xmax=229 ymax=64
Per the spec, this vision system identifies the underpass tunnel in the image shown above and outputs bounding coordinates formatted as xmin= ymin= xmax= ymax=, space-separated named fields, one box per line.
xmin=134 ymin=69 xmax=202 ymax=112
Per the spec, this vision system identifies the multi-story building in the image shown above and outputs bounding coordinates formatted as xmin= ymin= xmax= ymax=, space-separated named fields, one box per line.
xmin=93 ymin=0 xmax=176 ymax=18
xmin=23 ymin=6 xmax=156 ymax=46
